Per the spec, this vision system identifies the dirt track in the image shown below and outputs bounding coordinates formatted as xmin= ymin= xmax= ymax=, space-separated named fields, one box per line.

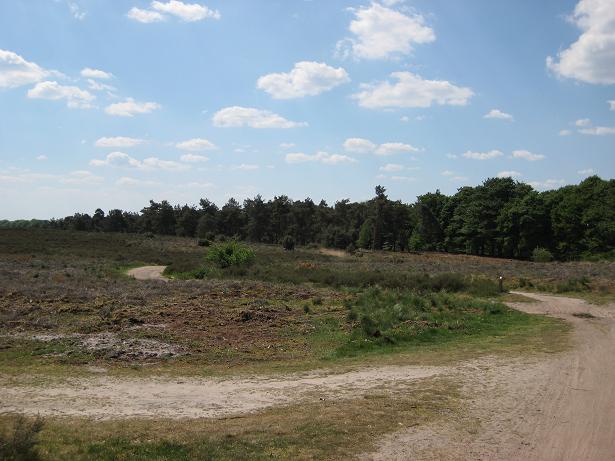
xmin=1 ymin=292 xmax=614 ymax=459
xmin=126 ymin=265 xmax=167 ymax=281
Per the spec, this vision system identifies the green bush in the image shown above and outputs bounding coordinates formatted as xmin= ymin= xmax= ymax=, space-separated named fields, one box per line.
xmin=282 ymin=235 xmax=295 ymax=251
xmin=206 ymin=241 xmax=255 ymax=269
xmin=532 ymin=247 xmax=554 ymax=262
xmin=0 ymin=416 xmax=44 ymax=461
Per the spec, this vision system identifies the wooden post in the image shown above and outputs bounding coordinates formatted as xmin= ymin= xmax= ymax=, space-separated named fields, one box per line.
xmin=498 ymin=276 xmax=504 ymax=293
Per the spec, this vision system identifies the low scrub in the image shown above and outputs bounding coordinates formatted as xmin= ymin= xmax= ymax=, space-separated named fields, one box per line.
xmin=205 ymin=241 xmax=255 ymax=269
xmin=339 ymin=288 xmax=514 ymax=354
xmin=0 ymin=416 xmax=44 ymax=461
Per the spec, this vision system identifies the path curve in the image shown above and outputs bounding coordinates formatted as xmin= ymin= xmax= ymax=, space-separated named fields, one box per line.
xmin=367 ymin=292 xmax=615 ymax=461
xmin=126 ymin=265 xmax=167 ymax=282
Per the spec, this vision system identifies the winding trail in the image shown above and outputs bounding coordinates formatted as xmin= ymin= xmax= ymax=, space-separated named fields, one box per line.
xmin=126 ymin=265 xmax=167 ymax=282
xmin=1 ymin=292 xmax=614 ymax=460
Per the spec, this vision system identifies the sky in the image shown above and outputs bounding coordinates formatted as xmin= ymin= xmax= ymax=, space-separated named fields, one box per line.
xmin=0 ymin=0 xmax=614 ymax=220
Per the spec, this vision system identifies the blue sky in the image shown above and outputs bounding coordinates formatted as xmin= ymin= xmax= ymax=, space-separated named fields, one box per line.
xmin=1 ymin=0 xmax=614 ymax=219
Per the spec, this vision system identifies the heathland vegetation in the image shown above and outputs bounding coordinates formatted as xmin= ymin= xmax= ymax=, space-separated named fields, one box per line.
xmin=2 ymin=176 xmax=614 ymax=261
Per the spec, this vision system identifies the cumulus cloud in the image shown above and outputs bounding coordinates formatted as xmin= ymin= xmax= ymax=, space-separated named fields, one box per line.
xmin=280 ymin=142 xmax=296 ymax=149
xmin=579 ymin=125 xmax=615 ymax=135
xmin=176 ymin=138 xmax=217 ymax=151
xmin=575 ymin=118 xmax=592 ymax=127
xmin=343 ymin=137 xmax=377 ymax=153
xmin=105 ymin=98 xmax=160 ymax=117
xmin=212 ymin=106 xmax=306 ymax=128
xmin=116 ymin=177 xmax=161 ymax=187
xmin=94 ymin=137 xmax=145 ymax=148
xmin=90 ymin=152 xmax=188 ymax=170
xmin=496 ymin=170 xmax=522 ymax=178
xmin=610 ymin=100 xmax=615 ymax=110
xmin=180 ymin=153 xmax=209 ymax=163
xmin=546 ymin=0 xmax=615 ymax=84
xmin=578 ymin=168 xmax=595 ymax=175
xmin=352 ymin=71 xmax=473 ymax=109
xmin=80 ymin=67 xmax=113 ymax=80
xmin=336 ymin=2 xmax=435 ymax=60
xmin=36 ymin=155 xmax=48 ymax=161
xmin=127 ymin=7 xmax=165 ymax=23
xmin=343 ymin=137 xmax=419 ymax=155
xmin=128 ymin=1 xmax=220 ymax=23
xmin=528 ymin=179 xmax=566 ymax=190
xmin=257 ymin=61 xmax=349 ymax=99
xmin=390 ymin=175 xmax=415 ymax=181
xmin=285 ymin=151 xmax=356 ymax=165
xmin=462 ymin=150 xmax=503 ymax=160
xmin=379 ymin=163 xmax=404 ymax=172
xmin=27 ymin=81 xmax=95 ymax=109
xmin=484 ymin=109 xmax=514 ymax=121
xmin=559 ymin=129 xmax=572 ymax=136
xmin=232 ymin=164 xmax=259 ymax=171
xmin=512 ymin=150 xmax=545 ymax=161
xmin=0 ymin=49 xmax=52 ymax=89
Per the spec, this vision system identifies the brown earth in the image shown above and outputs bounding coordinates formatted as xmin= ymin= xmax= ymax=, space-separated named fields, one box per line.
xmin=127 ymin=265 xmax=168 ymax=281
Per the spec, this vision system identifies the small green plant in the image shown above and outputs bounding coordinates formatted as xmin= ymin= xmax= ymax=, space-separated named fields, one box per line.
xmin=206 ymin=241 xmax=255 ymax=269
xmin=532 ymin=247 xmax=554 ymax=262
xmin=0 ymin=416 xmax=44 ymax=461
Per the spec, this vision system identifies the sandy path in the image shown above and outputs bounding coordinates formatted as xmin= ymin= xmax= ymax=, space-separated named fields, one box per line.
xmin=367 ymin=292 xmax=615 ymax=461
xmin=0 ymin=366 xmax=440 ymax=420
xmin=126 ymin=265 xmax=167 ymax=282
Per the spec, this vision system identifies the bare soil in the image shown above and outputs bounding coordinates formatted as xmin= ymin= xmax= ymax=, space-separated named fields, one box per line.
xmin=127 ymin=265 xmax=167 ymax=281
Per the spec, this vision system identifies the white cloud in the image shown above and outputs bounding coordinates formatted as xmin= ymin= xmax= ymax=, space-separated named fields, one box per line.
xmin=128 ymin=1 xmax=219 ymax=23
xmin=90 ymin=152 xmax=188 ymax=171
xmin=0 ymin=49 xmax=52 ymax=89
xmin=446 ymin=153 xmax=458 ymax=159
xmin=375 ymin=142 xmax=419 ymax=155
xmin=60 ymin=170 xmax=103 ymax=185
xmin=343 ymin=137 xmax=377 ymax=153
xmin=86 ymin=79 xmax=116 ymax=92
xmin=512 ymin=149 xmax=545 ymax=161
xmin=27 ymin=81 xmax=95 ymax=109
xmin=212 ymin=106 xmax=306 ymax=128
xmin=116 ymin=177 xmax=160 ymax=187
xmin=575 ymin=118 xmax=592 ymax=127
xmin=105 ymin=98 xmax=160 ymax=117
xmin=176 ymin=138 xmax=217 ymax=151
xmin=528 ymin=179 xmax=566 ymax=190
xmin=343 ymin=137 xmax=419 ymax=155
xmin=151 ymin=1 xmax=220 ymax=21
xmin=578 ymin=168 xmax=595 ymax=175
xmin=232 ymin=163 xmax=259 ymax=171
xmin=36 ymin=155 xmax=48 ymax=161
xmin=497 ymin=170 xmax=522 ymax=178
xmin=546 ymin=0 xmax=615 ymax=84
xmin=337 ymin=3 xmax=435 ymax=60
xmin=80 ymin=67 xmax=113 ymax=80
xmin=462 ymin=150 xmax=503 ymax=160
xmin=609 ymin=100 xmax=615 ymax=110
xmin=379 ymin=163 xmax=404 ymax=172
xmin=400 ymin=115 xmax=409 ymax=122
xmin=127 ymin=7 xmax=165 ymax=23
xmin=285 ymin=151 xmax=356 ymax=165
xmin=559 ymin=129 xmax=572 ymax=136
xmin=484 ymin=109 xmax=514 ymax=121
xmin=257 ymin=61 xmax=349 ymax=99
xmin=441 ymin=170 xmax=454 ymax=176
xmin=180 ymin=153 xmax=209 ymax=163
xmin=95 ymin=137 xmax=145 ymax=148
xmin=390 ymin=175 xmax=415 ymax=181
xmin=352 ymin=71 xmax=473 ymax=109
xmin=280 ymin=142 xmax=295 ymax=149
xmin=68 ymin=2 xmax=86 ymax=20
xmin=579 ymin=125 xmax=615 ymax=135
xmin=185 ymin=181 xmax=215 ymax=188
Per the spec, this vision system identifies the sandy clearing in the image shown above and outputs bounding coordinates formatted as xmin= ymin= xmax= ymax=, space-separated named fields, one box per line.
xmin=0 ymin=366 xmax=441 ymax=420
xmin=319 ymin=248 xmax=348 ymax=258
xmin=366 ymin=292 xmax=615 ymax=461
xmin=126 ymin=265 xmax=167 ymax=282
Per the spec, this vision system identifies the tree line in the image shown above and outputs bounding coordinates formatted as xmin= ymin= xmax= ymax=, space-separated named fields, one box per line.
xmin=2 ymin=176 xmax=613 ymax=260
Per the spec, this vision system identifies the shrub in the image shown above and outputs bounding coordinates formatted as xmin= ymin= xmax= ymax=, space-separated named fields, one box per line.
xmin=532 ymin=247 xmax=554 ymax=262
xmin=206 ymin=241 xmax=255 ymax=269
xmin=196 ymin=238 xmax=211 ymax=247
xmin=282 ymin=235 xmax=295 ymax=251
xmin=0 ymin=416 xmax=44 ymax=461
